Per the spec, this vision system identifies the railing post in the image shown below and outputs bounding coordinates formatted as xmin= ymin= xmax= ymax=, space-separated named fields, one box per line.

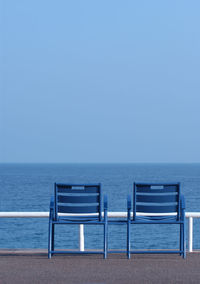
xmin=188 ymin=217 xmax=193 ymax=252
xmin=79 ymin=224 xmax=84 ymax=251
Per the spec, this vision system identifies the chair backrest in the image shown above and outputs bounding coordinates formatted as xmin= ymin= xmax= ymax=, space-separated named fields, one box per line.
xmin=133 ymin=183 xmax=180 ymax=221
xmin=54 ymin=183 xmax=102 ymax=221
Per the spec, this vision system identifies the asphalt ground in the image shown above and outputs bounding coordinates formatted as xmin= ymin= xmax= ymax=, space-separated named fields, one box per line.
xmin=0 ymin=251 xmax=199 ymax=284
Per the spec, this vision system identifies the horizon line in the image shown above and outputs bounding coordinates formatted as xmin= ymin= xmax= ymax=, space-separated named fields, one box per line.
xmin=1 ymin=162 xmax=200 ymax=165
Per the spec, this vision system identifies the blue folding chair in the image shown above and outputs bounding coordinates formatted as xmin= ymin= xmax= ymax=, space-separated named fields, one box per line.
xmin=127 ymin=183 xmax=186 ymax=259
xmin=48 ymin=183 xmax=108 ymax=258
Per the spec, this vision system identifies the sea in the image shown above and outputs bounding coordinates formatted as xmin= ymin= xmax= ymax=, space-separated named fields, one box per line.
xmin=0 ymin=163 xmax=200 ymax=250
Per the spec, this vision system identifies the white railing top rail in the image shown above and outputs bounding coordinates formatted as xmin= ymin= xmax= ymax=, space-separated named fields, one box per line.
xmin=0 ymin=212 xmax=199 ymax=218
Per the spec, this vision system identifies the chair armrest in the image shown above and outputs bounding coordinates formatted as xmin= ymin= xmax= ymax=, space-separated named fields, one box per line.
xmin=127 ymin=194 xmax=131 ymax=210
xmin=49 ymin=196 xmax=55 ymax=219
xmin=104 ymin=194 xmax=108 ymax=210
xmin=127 ymin=195 xmax=131 ymax=220
xmin=180 ymin=195 xmax=185 ymax=210
xmin=50 ymin=196 xmax=54 ymax=209
xmin=180 ymin=195 xmax=186 ymax=220
xmin=104 ymin=195 xmax=108 ymax=221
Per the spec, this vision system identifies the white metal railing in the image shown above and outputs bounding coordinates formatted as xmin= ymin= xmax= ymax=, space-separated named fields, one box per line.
xmin=0 ymin=211 xmax=199 ymax=252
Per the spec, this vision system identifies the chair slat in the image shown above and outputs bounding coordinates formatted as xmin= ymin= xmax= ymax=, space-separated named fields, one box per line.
xmin=136 ymin=204 xmax=178 ymax=213
xmin=58 ymin=195 xmax=99 ymax=203
xmin=57 ymin=186 xmax=99 ymax=194
xmin=136 ymin=187 xmax=178 ymax=193
xmin=136 ymin=184 xmax=179 ymax=193
xmin=136 ymin=194 xmax=178 ymax=203
xmin=58 ymin=205 xmax=100 ymax=214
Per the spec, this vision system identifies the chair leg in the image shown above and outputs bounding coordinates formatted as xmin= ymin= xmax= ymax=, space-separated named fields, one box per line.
xmin=183 ymin=221 xmax=186 ymax=259
xmin=180 ymin=223 xmax=183 ymax=256
xmin=48 ymin=219 xmax=52 ymax=259
xmin=104 ymin=223 xmax=108 ymax=259
xmin=52 ymin=224 xmax=55 ymax=252
xmin=127 ymin=221 xmax=131 ymax=259
xmin=180 ymin=221 xmax=186 ymax=259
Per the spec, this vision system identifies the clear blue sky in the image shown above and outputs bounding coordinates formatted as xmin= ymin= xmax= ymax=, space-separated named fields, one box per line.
xmin=1 ymin=0 xmax=200 ymax=163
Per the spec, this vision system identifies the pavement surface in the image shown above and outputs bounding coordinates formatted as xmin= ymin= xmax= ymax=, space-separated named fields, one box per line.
xmin=0 ymin=251 xmax=199 ymax=284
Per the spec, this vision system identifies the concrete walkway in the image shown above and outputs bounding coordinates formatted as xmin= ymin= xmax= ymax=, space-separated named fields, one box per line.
xmin=0 ymin=251 xmax=199 ymax=284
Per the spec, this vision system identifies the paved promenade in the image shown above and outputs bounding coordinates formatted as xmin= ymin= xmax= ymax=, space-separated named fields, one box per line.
xmin=0 ymin=251 xmax=200 ymax=284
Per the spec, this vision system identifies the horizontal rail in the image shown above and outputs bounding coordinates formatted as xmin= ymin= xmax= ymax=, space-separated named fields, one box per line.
xmin=0 ymin=212 xmax=198 ymax=218
xmin=0 ymin=212 xmax=199 ymax=253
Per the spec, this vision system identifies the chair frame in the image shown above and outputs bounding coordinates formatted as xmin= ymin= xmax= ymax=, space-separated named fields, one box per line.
xmin=48 ymin=183 xmax=108 ymax=258
xmin=127 ymin=182 xmax=186 ymax=259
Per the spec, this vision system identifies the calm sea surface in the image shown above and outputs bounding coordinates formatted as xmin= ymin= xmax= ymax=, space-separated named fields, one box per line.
xmin=0 ymin=163 xmax=200 ymax=250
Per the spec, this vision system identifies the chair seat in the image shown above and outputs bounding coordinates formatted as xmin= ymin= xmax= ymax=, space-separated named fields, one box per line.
xmin=131 ymin=215 xmax=181 ymax=223
xmin=54 ymin=215 xmax=103 ymax=223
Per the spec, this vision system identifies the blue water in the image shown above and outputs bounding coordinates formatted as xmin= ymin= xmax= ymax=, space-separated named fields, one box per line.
xmin=0 ymin=163 xmax=200 ymax=250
